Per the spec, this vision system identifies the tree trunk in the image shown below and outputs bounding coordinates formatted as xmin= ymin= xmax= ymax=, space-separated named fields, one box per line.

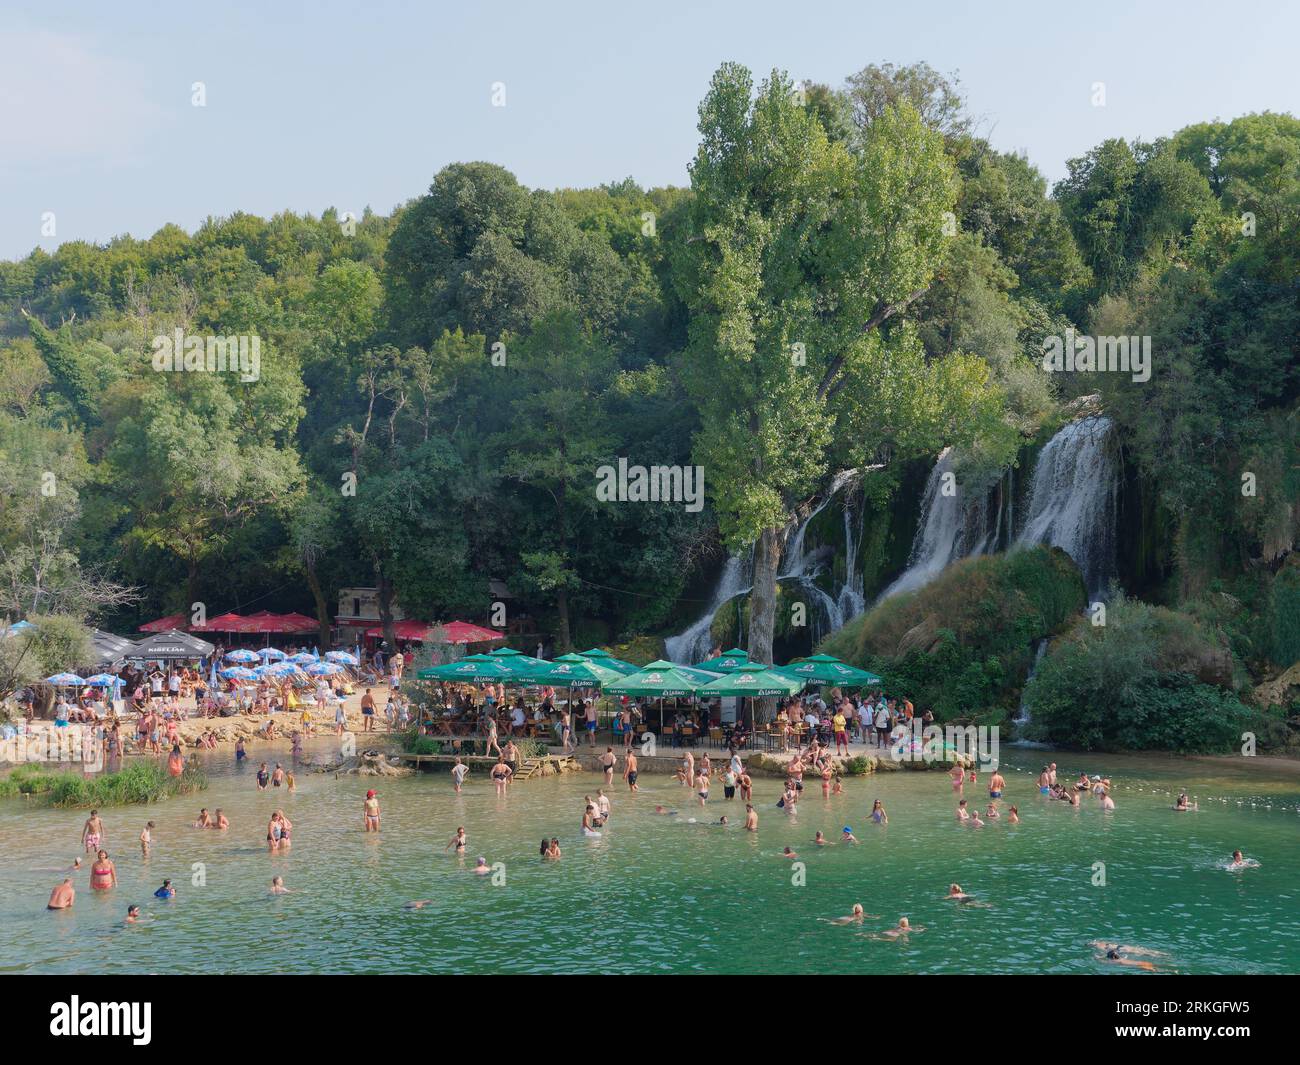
xmin=186 ymin=557 xmax=200 ymax=621
xmin=376 ymin=569 xmax=397 ymax=650
xmin=306 ymin=561 xmax=331 ymax=650
xmin=747 ymin=525 xmax=783 ymax=723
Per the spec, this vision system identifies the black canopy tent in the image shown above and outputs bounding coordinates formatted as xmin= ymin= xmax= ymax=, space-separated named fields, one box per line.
xmin=90 ymin=629 xmax=134 ymax=667
xmin=128 ymin=630 xmax=215 ymax=661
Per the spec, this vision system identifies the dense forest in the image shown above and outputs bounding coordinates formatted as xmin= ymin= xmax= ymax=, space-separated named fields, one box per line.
xmin=1 ymin=62 xmax=1296 ymax=750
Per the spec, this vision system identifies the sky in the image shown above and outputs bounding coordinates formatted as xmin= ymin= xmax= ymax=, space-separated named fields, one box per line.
xmin=2 ymin=0 xmax=1298 ymax=261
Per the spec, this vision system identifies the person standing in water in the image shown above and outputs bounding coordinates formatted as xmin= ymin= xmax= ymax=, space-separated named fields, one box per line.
xmin=446 ymin=827 xmax=467 ymax=854
xmin=47 ymin=878 xmax=75 ymax=910
xmin=600 ymin=747 xmax=617 ymax=786
xmin=988 ymin=769 xmax=1005 ymax=800
xmin=744 ymin=804 xmax=758 ymax=832
xmin=139 ymin=821 xmax=154 ymax=857
xmin=364 ymin=789 xmax=381 ymax=832
xmin=90 ymin=850 xmax=116 ymax=891
xmin=623 ymin=749 xmax=639 ymax=794
xmin=81 ymin=810 xmax=104 ymax=854
xmin=451 ymin=757 xmax=468 ymax=793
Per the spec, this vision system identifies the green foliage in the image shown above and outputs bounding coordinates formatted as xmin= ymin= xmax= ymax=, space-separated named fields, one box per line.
xmin=0 ymin=759 xmax=207 ymax=806
xmin=820 ymin=546 xmax=1086 ymax=719
xmin=1269 ymin=563 xmax=1300 ymax=668
xmin=1022 ymin=594 xmax=1259 ymax=752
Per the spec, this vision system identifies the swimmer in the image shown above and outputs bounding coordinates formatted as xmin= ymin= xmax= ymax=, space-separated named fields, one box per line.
xmin=779 ymin=846 xmax=799 ymax=860
xmin=716 ymin=816 xmax=729 ymax=826
xmin=582 ymin=804 xmax=602 ymax=836
xmin=866 ymin=917 xmax=924 ymax=941
xmin=624 ymin=750 xmax=639 ymax=793
xmin=1227 ymin=849 xmax=1259 ymax=870
xmin=47 ymin=878 xmax=75 ymax=910
xmin=404 ymin=899 xmax=435 ymax=910
xmin=472 ymin=856 xmax=492 ymax=875
xmin=544 ymin=838 xmax=562 ymax=859
xmin=214 ymin=809 xmax=229 ymax=830
xmin=445 ymin=827 xmax=467 ymax=853
xmin=956 ymin=798 xmax=970 ymax=822
xmin=364 ymin=789 xmax=381 ymax=832
xmin=153 ymin=879 xmax=176 ymax=899
xmin=871 ymin=799 xmax=888 ymax=825
xmin=1097 ymin=948 xmax=1162 ymax=971
xmin=950 ymin=764 xmax=964 ymax=793
xmin=985 ymin=803 xmax=999 ymax=820
xmin=256 ymin=762 xmax=270 ymax=790
xmin=744 ymin=804 xmax=758 ymax=832
xmin=813 ymin=831 xmax=828 ymax=846
xmin=195 ymin=808 xmax=214 ymax=828
xmin=652 ymin=805 xmax=678 ymax=816
xmin=988 ymin=770 xmax=1005 ymax=799
xmin=1099 ymin=792 xmax=1115 ymax=811
xmin=968 ymin=809 xmax=984 ymax=827
xmin=841 ymin=826 xmax=858 ymax=843
xmin=1089 ymin=940 xmax=1169 ymax=959
xmin=827 ymin=904 xmax=879 ymax=925
xmin=270 ymin=876 xmax=290 ymax=894
xmin=1173 ymin=792 xmax=1197 ymax=811
xmin=946 ymin=883 xmax=971 ymax=900
xmin=125 ymin=905 xmax=141 ymax=923
xmin=1007 ymin=805 xmax=1020 ymax=824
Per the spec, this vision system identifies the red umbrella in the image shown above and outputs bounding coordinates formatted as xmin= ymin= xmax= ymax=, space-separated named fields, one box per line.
xmin=139 ymin=614 xmax=186 ymax=632
xmin=363 ymin=619 xmax=437 ymax=641
xmin=439 ymin=621 xmax=506 ymax=645
xmin=191 ymin=611 xmax=245 ymax=632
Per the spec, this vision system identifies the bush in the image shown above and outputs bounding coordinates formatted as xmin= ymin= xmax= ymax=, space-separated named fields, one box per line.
xmin=1022 ymin=595 xmax=1260 ymax=752
xmin=819 ymin=546 xmax=1086 ymax=720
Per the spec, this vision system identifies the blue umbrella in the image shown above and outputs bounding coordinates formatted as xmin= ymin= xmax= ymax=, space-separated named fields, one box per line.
xmin=219 ymin=666 xmax=257 ymax=680
xmin=306 ymin=661 xmax=343 ymax=676
xmin=265 ymin=662 xmax=301 ymax=676
xmin=325 ymin=650 xmax=358 ymax=665
xmin=84 ymin=673 xmax=121 ymax=687
xmin=259 ymin=647 xmax=287 ymax=661
xmin=46 ymin=672 xmax=87 ymax=686
xmin=288 ymin=652 xmax=316 ymax=664
xmin=3 ymin=620 xmax=34 ymax=638
xmin=224 ymin=649 xmax=259 ymax=663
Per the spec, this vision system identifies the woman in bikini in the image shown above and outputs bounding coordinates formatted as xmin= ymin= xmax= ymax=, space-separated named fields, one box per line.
xmin=90 ymin=850 xmax=116 ymax=891
xmin=364 ymin=789 xmax=381 ymax=832
xmin=445 ymin=827 xmax=467 ymax=853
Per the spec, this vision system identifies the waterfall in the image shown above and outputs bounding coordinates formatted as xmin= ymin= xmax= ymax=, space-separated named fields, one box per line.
xmin=1013 ymin=415 xmax=1119 ymax=599
xmin=664 ymin=471 xmax=867 ymax=661
xmin=665 ymin=555 xmax=748 ymax=664
xmin=1013 ymin=638 xmax=1048 ymax=725
xmin=877 ymin=449 xmax=993 ymax=600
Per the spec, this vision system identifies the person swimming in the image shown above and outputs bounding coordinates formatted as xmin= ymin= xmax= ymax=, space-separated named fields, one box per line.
xmin=1007 ymin=805 xmax=1020 ymax=823
xmin=866 ymin=917 xmax=924 ymax=941
xmin=154 ymin=879 xmax=176 ymax=899
xmin=472 ymin=856 xmax=492 ymax=875
xmin=827 ymin=903 xmax=879 ymax=925
xmin=270 ymin=876 xmax=290 ymax=894
xmin=1226 ymin=849 xmax=1259 ymax=870
xmin=813 ymin=831 xmax=827 ymax=846
xmin=652 ymin=805 xmax=678 ymax=816
xmin=841 ymin=826 xmax=858 ymax=843
xmin=946 ymin=883 xmax=971 ymax=900
xmin=779 ymin=846 xmax=798 ymax=860
xmin=1173 ymin=792 xmax=1198 ymax=811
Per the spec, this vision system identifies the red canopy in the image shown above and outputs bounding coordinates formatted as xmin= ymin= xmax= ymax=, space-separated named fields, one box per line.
xmin=191 ymin=611 xmax=245 ymax=632
xmin=363 ymin=619 xmax=503 ymax=644
xmin=239 ymin=612 xmax=317 ymax=634
xmin=139 ymin=614 xmax=186 ymax=632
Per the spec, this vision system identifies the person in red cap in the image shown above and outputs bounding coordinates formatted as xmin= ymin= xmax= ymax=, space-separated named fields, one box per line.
xmin=363 ymin=789 xmax=381 ymax=832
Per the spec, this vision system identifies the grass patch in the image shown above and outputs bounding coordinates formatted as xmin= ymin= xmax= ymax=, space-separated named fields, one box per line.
xmin=0 ymin=759 xmax=207 ymax=807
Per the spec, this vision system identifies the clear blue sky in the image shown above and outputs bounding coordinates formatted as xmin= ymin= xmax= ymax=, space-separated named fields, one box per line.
xmin=2 ymin=0 xmax=1297 ymax=261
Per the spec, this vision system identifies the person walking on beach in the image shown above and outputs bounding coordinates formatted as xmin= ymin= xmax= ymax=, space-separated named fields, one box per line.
xmin=623 ymin=749 xmax=639 ymax=793
xmin=363 ymin=789 xmax=381 ymax=832
xmin=361 ymin=688 xmax=376 ymax=733
xmin=81 ymin=810 xmax=104 ymax=854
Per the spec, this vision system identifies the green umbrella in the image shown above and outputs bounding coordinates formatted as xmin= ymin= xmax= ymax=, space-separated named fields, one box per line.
xmin=772 ymin=654 xmax=883 ymax=687
xmin=577 ymin=647 xmax=640 ymax=676
xmin=527 ymin=653 xmax=625 ymax=688
xmin=417 ymin=655 xmax=529 ymax=683
xmin=694 ymin=648 xmax=755 ymax=672
xmin=701 ymin=667 xmax=802 ymax=698
xmin=486 ymin=646 xmax=553 ymax=674
xmin=604 ymin=660 xmax=723 ymax=698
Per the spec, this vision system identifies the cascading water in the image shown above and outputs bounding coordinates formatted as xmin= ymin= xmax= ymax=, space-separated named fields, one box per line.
xmin=1013 ymin=415 xmax=1119 ymax=599
xmin=664 ymin=555 xmax=748 ymax=664
xmin=877 ymin=449 xmax=995 ymax=600
xmin=1014 ymin=637 xmax=1048 ymax=726
xmin=664 ymin=471 xmax=867 ymax=660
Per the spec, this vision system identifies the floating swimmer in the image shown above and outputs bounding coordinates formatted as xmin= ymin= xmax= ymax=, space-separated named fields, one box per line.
xmin=472 ymin=856 xmax=492 ymax=874
xmin=1226 ymin=849 xmax=1259 ymax=870
xmin=652 ymin=805 xmax=678 ymax=816
xmin=826 ymin=904 xmax=880 ymax=925
xmin=779 ymin=846 xmax=799 ymax=860
xmin=1173 ymin=792 xmax=1198 ymax=811
xmin=864 ymin=917 xmax=924 ymax=941
xmin=841 ymin=826 xmax=858 ymax=843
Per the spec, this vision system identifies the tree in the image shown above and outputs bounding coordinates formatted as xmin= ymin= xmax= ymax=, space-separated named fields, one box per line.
xmin=674 ymin=65 xmax=1007 ymax=697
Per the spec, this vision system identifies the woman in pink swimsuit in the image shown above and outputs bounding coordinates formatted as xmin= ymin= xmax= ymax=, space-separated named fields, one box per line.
xmin=90 ymin=850 xmax=116 ymax=891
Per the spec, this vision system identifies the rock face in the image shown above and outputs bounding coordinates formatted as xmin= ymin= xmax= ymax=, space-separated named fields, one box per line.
xmin=1253 ymin=663 xmax=1300 ymax=708
xmin=304 ymin=750 xmax=412 ymax=777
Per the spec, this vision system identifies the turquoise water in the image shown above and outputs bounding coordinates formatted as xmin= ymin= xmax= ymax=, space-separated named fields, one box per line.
xmin=1 ymin=743 xmax=1297 ymax=974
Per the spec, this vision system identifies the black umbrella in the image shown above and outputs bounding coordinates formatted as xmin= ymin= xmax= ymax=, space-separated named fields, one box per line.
xmin=90 ymin=629 xmax=134 ymax=666
xmin=128 ymin=630 xmax=215 ymax=660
